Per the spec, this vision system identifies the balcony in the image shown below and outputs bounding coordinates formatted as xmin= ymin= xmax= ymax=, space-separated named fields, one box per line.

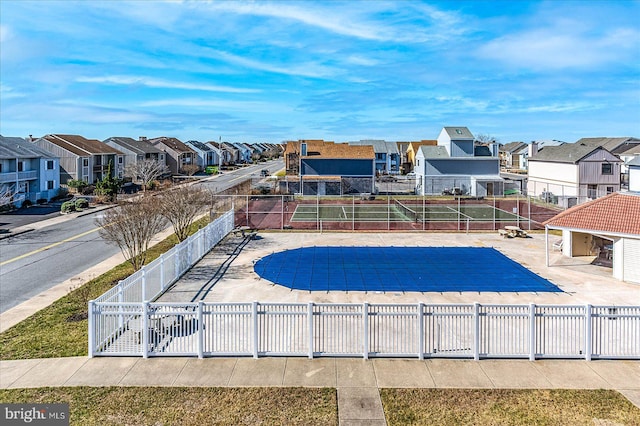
xmin=0 ymin=170 xmax=37 ymax=183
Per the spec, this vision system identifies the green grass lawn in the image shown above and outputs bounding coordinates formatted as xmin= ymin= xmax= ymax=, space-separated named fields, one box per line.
xmin=380 ymin=388 xmax=640 ymax=426
xmin=1 ymin=387 xmax=636 ymax=425
xmin=0 ymin=387 xmax=337 ymax=426
xmin=0 ymin=218 xmax=209 ymax=360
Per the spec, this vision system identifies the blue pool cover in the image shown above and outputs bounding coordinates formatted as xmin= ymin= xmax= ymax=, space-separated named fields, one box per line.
xmin=253 ymin=247 xmax=562 ymax=293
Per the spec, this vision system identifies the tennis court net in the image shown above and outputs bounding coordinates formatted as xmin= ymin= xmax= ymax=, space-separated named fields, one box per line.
xmin=394 ymin=199 xmax=420 ymax=221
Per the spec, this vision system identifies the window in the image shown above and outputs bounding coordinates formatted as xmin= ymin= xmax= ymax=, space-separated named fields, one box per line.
xmin=17 ymin=161 xmax=24 ymax=172
xmin=118 ymin=156 xmax=123 ymax=164
xmin=0 ymin=164 xmax=2 ymax=173
xmin=601 ymin=163 xmax=613 ymax=175
xmin=46 ymin=160 xmax=54 ymax=170
xmin=83 ymin=158 xmax=89 ymax=167
xmin=47 ymin=180 xmax=54 ymax=190
xmin=301 ymin=143 xmax=307 ymax=156
xmin=607 ymin=186 xmax=614 ymax=194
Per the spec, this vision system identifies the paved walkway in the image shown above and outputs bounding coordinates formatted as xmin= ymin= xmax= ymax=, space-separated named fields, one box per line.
xmin=1 ymin=357 xmax=639 ymax=425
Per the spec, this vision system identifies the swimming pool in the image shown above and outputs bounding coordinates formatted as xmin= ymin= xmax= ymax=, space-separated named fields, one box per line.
xmin=253 ymin=246 xmax=562 ymax=293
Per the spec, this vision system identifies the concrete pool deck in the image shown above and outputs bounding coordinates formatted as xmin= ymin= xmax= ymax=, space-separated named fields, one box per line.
xmin=158 ymin=231 xmax=639 ymax=305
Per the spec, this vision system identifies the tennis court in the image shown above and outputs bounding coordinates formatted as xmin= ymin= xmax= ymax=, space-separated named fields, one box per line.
xmin=253 ymin=246 xmax=562 ymax=293
xmin=290 ymin=201 xmax=527 ymax=223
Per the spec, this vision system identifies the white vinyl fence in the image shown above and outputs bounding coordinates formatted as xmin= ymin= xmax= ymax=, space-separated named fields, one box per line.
xmin=89 ymin=302 xmax=640 ymax=360
xmin=94 ymin=209 xmax=234 ymax=304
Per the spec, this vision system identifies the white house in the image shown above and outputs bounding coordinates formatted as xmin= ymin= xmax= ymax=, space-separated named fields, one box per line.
xmin=544 ymin=192 xmax=640 ymax=284
xmin=0 ymin=136 xmax=60 ymax=207
xmin=414 ymin=127 xmax=502 ymax=196
xmin=527 ymin=143 xmax=622 ymax=208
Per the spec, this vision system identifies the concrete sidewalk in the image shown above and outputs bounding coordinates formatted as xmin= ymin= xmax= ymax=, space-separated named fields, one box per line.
xmin=2 ymin=357 xmax=639 ymax=425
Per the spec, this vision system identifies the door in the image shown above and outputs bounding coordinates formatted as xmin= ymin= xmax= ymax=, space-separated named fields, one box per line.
xmin=623 ymin=239 xmax=640 ymax=284
xmin=487 ymin=182 xmax=494 ymax=196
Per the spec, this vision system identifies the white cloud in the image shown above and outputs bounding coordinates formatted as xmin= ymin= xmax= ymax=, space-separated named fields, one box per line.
xmin=478 ymin=26 xmax=640 ymax=70
xmin=203 ymin=2 xmax=388 ymax=41
xmin=202 ymin=49 xmax=339 ymax=78
xmin=76 ymin=75 xmax=260 ymax=93
xmin=138 ymin=98 xmax=291 ymax=113
xmin=0 ymin=25 xmax=11 ymax=43
xmin=345 ymin=55 xmax=380 ymax=66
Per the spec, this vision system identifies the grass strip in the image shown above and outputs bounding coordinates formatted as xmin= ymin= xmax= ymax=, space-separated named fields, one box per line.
xmin=0 ymin=386 xmax=337 ymax=426
xmin=0 ymin=218 xmax=209 ymax=360
xmin=380 ymin=388 xmax=640 ymax=426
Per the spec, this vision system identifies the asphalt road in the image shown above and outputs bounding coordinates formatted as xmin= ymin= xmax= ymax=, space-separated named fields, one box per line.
xmin=0 ymin=159 xmax=284 ymax=314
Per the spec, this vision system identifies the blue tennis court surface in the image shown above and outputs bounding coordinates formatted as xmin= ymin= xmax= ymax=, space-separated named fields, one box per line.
xmin=254 ymin=247 xmax=562 ymax=293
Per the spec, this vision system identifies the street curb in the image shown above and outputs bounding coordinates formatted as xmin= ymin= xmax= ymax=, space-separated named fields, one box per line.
xmin=0 ymin=228 xmax=34 ymax=241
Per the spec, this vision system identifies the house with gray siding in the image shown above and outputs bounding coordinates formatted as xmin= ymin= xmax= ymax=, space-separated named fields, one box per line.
xmin=103 ymin=136 xmax=166 ymax=172
xmin=414 ymin=127 xmax=503 ymax=196
xmin=185 ymin=140 xmax=218 ymax=168
xmin=148 ymin=137 xmax=197 ymax=174
xmin=0 ymin=136 xmax=60 ymax=206
xmin=527 ymin=144 xmax=622 ymax=207
xmin=347 ymin=140 xmax=400 ymax=174
xmin=625 ymin=157 xmax=640 ymax=193
xmin=282 ymin=140 xmax=375 ymax=195
xmin=33 ymin=134 xmax=124 ymax=184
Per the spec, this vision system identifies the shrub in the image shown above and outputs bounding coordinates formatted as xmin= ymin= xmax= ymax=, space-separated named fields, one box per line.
xmin=74 ymin=198 xmax=89 ymax=209
xmin=67 ymin=179 xmax=87 ymax=190
xmin=61 ymin=201 xmax=76 ymax=213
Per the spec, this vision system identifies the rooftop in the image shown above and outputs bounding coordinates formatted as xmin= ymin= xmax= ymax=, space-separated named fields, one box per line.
xmin=0 ymin=136 xmax=58 ymax=159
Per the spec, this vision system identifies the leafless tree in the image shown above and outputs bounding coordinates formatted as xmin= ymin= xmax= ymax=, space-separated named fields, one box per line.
xmin=96 ymin=197 xmax=167 ymax=270
xmin=125 ymin=159 xmax=170 ymax=192
xmin=475 ymin=133 xmax=499 ymax=145
xmin=181 ymin=164 xmax=200 ymax=176
xmin=160 ymin=186 xmax=210 ymax=242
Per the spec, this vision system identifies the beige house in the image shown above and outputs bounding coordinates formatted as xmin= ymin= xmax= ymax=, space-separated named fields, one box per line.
xmin=527 ymin=144 xmax=621 ymax=208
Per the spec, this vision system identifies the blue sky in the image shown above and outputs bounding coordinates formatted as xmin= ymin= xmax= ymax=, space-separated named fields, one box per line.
xmin=1 ymin=0 xmax=639 ymax=143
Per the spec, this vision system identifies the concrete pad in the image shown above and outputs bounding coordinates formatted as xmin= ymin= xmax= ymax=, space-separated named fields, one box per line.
xmin=336 ymin=359 xmax=377 ymax=388
xmin=8 ymin=357 xmax=87 ymax=388
xmin=587 ymin=361 xmax=640 ymax=389
xmin=227 ymin=357 xmax=286 ymax=387
xmin=426 ymin=359 xmax=494 ymax=388
xmin=340 ymin=420 xmax=387 ymax=426
xmin=338 ymin=387 xmax=386 ymax=423
xmin=618 ymin=389 xmax=640 ymax=409
xmin=479 ymin=360 xmax=554 ymax=388
xmin=173 ymin=358 xmax=237 ymax=387
xmin=64 ymin=357 xmax=138 ymax=386
xmin=0 ymin=359 xmax=43 ymax=388
xmin=532 ymin=360 xmax=612 ymax=389
xmin=373 ymin=359 xmax=434 ymax=388
xmin=119 ymin=358 xmax=188 ymax=386
xmin=283 ymin=358 xmax=336 ymax=387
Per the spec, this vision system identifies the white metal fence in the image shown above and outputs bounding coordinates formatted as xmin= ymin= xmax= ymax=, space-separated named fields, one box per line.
xmin=94 ymin=209 xmax=234 ymax=304
xmin=89 ymin=302 xmax=640 ymax=360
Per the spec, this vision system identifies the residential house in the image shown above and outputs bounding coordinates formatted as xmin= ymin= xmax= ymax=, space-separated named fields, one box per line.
xmin=527 ymin=143 xmax=622 ymax=207
xmin=232 ymin=143 xmax=253 ymax=163
xmin=499 ymin=142 xmax=529 ymax=171
xmin=0 ymin=136 xmax=60 ymax=206
xmin=414 ymin=127 xmax=503 ymax=196
xmin=33 ymin=134 xmax=124 ymax=184
xmin=628 ymin=157 xmax=640 ymax=192
xmin=576 ymin=137 xmax=640 ymax=155
xmin=221 ymin=142 xmax=240 ymax=165
xmin=282 ymin=140 xmax=375 ymax=195
xmin=405 ymin=140 xmax=437 ymax=172
xmin=347 ymin=140 xmax=400 ymax=174
xmin=396 ymin=141 xmax=410 ymax=173
xmin=544 ymin=192 xmax=640 ymax=284
xmin=206 ymin=142 xmax=231 ymax=166
xmin=185 ymin=140 xmax=218 ymax=168
xmin=616 ymin=144 xmax=640 ymax=188
xmin=103 ymin=136 xmax=166 ymax=174
xmin=148 ymin=137 xmax=197 ymax=174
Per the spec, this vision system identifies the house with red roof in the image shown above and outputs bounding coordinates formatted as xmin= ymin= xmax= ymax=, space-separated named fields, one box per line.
xmin=543 ymin=192 xmax=640 ymax=284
